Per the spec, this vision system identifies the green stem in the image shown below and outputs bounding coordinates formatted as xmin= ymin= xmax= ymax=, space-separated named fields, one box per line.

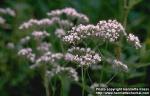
xmin=50 ymin=79 xmax=55 ymax=96
xmin=43 ymin=64 xmax=50 ymax=96
xmin=116 ymin=0 xmax=130 ymax=60
xmin=106 ymin=72 xmax=118 ymax=85
xmin=81 ymin=67 xmax=85 ymax=96
xmin=123 ymin=0 xmax=129 ymax=28
xmin=100 ymin=42 xmax=108 ymax=83
xmin=117 ymin=0 xmax=130 ymax=87
xmin=61 ymin=78 xmax=70 ymax=96
xmin=45 ymin=75 xmax=50 ymax=96
xmin=100 ymin=61 xmax=105 ymax=83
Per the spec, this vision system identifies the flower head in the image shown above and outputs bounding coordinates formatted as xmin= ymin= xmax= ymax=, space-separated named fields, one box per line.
xmin=47 ymin=7 xmax=89 ymax=24
xmin=18 ymin=48 xmax=35 ymax=62
xmin=63 ymin=20 xmax=126 ymax=44
xmin=0 ymin=8 xmax=15 ymax=16
xmin=113 ymin=59 xmax=128 ymax=72
xmin=65 ymin=47 xmax=101 ymax=67
xmin=127 ymin=33 xmax=141 ymax=49
xmin=31 ymin=31 xmax=50 ymax=39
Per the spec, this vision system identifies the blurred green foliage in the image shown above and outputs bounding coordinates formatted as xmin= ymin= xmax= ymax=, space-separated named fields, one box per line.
xmin=0 ymin=0 xmax=150 ymax=96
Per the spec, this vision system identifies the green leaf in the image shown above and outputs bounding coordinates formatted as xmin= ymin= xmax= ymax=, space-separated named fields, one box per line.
xmin=134 ymin=63 xmax=150 ymax=68
xmin=128 ymin=0 xmax=142 ymax=9
xmin=128 ymin=72 xmax=145 ymax=79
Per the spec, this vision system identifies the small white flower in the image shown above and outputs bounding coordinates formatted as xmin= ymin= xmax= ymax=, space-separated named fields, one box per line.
xmin=113 ymin=59 xmax=128 ymax=72
xmin=47 ymin=7 xmax=89 ymax=24
xmin=18 ymin=48 xmax=35 ymax=62
xmin=0 ymin=16 xmax=5 ymax=24
xmin=63 ymin=20 xmax=126 ymax=44
xmin=65 ymin=53 xmax=74 ymax=61
xmin=31 ymin=31 xmax=50 ymax=39
xmin=7 ymin=42 xmax=15 ymax=49
xmin=55 ymin=28 xmax=66 ymax=38
xmin=20 ymin=36 xmax=31 ymax=44
xmin=37 ymin=42 xmax=51 ymax=52
xmin=65 ymin=47 xmax=101 ymax=67
xmin=0 ymin=8 xmax=15 ymax=16
xmin=127 ymin=33 xmax=141 ymax=49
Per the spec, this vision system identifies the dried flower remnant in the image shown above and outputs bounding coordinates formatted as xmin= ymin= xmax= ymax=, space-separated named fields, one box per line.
xmin=127 ymin=33 xmax=141 ymax=49
xmin=65 ymin=47 xmax=101 ymax=67
xmin=18 ymin=48 xmax=35 ymax=62
xmin=113 ymin=59 xmax=128 ymax=72
xmin=47 ymin=7 xmax=89 ymax=24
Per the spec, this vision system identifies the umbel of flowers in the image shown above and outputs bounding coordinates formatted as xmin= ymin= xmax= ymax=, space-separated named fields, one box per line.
xmin=18 ymin=7 xmax=141 ymax=96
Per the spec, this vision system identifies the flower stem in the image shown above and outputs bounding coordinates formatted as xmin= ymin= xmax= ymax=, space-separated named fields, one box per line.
xmin=43 ymin=64 xmax=50 ymax=96
xmin=81 ymin=67 xmax=85 ymax=96
xmin=116 ymin=0 xmax=130 ymax=60
xmin=123 ymin=0 xmax=129 ymax=28
xmin=44 ymin=75 xmax=50 ymax=96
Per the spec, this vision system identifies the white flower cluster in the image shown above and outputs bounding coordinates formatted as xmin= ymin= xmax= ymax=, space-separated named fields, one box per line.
xmin=19 ymin=17 xmax=73 ymax=30
xmin=47 ymin=7 xmax=89 ymax=24
xmin=0 ymin=8 xmax=15 ymax=25
xmin=47 ymin=65 xmax=79 ymax=81
xmin=7 ymin=42 xmax=15 ymax=49
xmin=31 ymin=31 xmax=50 ymax=39
xmin=63 ymin=20 xmax=126 ymax=44
xmin=18 ymin=48 xmax=35 ymax=62
xmin=19 ymin=18 xmax=58 ymax=29
xmin=65 ymin=47 xmax=101 ymax=67
xmin=55 ymin=28 xmax=66 ymax=38
xmin=113 ymin=59 xmax=128 ymax=72
xmin=58 ymin=19 xmax=73 ymax=29
xmin=36 ymin=52 xmax=63 ymax=64
xmin=63 ymin=24 xmax=98 ymax=44
xmin=37 ymin=42 xmax=51 ymax=52
xmin=20 ymin=36 xmax=31 ymax=44
xmin=0 ymin=8 xmax=15 ymax=16
xmin=63 ymin=20 xmax=141 ymax=49
xmin=0 ymin=16 xmax=5 ymax=24
xmin=96 ymin=20 xmax=126 ymax=42
xmin=127 ymin=33 xmax=141 ymax=49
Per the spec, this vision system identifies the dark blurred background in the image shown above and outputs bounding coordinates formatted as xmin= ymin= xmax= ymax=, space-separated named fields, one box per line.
xmin=0 ymin=0 xmax=150 ymax=96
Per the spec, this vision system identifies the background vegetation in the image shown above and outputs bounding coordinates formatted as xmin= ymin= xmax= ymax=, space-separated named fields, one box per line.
xmin=0 ymin=0 xmax=150 ymax=96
